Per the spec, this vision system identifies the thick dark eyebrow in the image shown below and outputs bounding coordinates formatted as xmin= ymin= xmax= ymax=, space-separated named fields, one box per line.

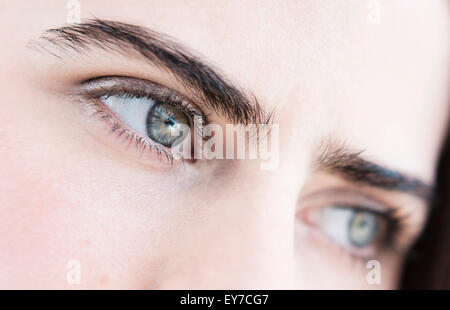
xmin=31 ymin=19 xmax=271 ymax=125
xmin=316 ymin=142 xmax=434 ymax=202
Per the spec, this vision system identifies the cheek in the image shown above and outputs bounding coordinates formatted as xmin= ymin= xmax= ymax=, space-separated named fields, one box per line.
xmin=0 ymin=142 xmax=72 ymax=288
xmin=0 ymin=124 xmax=147 ymax=288
xmin=0 ymin=90 xmax=174 ymax=288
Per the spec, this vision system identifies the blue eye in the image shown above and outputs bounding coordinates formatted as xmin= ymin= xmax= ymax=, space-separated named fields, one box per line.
xmin=101 ymin=94 xmax=191 ymax=147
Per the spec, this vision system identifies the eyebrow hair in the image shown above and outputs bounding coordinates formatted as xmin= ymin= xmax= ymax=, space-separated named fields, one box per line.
xmin=31 ymin=19 xmax=272 ymax=125
xmin=316 ymin=141 xmax=434 ymax=202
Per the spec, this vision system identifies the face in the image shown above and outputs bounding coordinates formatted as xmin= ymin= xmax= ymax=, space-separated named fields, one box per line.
xmin=0 ymin=0 xmax=449 ymax=289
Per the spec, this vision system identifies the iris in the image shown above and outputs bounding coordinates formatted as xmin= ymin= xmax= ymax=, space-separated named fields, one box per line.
xmin=146 ymin=102 xmax=190 ymax=147
xmin=348 ymin=211 xmax=379 ymax=247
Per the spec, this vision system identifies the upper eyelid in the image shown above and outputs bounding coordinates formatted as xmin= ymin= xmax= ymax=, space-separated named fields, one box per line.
xmin=329 ymin=204 xmax=393 ymax=218
xmin=75 ymin=75 xmax=208 ymax=120
xmin=299 ymin=187 xmax=393 ymax=213
xmin=78 ymin=76 xmax=195 ymax=104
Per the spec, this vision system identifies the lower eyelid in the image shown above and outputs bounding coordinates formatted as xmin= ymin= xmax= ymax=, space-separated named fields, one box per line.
xmin=299 ymin=222 xmax=381 ymax=264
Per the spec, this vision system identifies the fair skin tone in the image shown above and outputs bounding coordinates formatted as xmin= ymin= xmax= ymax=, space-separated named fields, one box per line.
xmin=0 ymin=0 xmax=449 ymax=289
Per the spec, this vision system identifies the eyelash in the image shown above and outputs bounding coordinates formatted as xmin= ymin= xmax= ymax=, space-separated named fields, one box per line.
xmin=74 ymin=76 xmax=206 ymax=165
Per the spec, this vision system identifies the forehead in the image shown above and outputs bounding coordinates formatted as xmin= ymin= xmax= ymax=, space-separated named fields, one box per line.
xmin=5 ymin=0 xmax=450 ymax=181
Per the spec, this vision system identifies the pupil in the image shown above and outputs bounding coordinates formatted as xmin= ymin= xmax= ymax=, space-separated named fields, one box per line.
xmin=165 ymin=117 xmax=175 ymax=127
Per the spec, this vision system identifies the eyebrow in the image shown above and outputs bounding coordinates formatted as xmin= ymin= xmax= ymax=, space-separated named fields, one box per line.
xmin=316 ymin=142 xmax=434 ymax=202
xmin=31 ymin=19 xmax=271 ymax=125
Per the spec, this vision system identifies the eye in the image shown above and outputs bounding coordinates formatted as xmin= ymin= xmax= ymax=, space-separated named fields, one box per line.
xmin=102 ymin=95 xmax=190 ymax=148
xmin=74 ymin=76 xmax=206 ymax=165
xmin=319 ymin=206 xmax=383 ymax=250
xmin=299 ymin=200 xmax=395 ymax=258
xmin=298 ymin=188 xmax=421 ymax=260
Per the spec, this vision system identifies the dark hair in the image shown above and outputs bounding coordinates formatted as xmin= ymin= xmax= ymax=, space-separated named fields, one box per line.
xmin=401 ymin=123 xmax=450 ymax=289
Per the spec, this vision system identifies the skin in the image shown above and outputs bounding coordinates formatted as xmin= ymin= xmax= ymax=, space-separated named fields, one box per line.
xmin=0 ymin=0 xmax=449 ymax=289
